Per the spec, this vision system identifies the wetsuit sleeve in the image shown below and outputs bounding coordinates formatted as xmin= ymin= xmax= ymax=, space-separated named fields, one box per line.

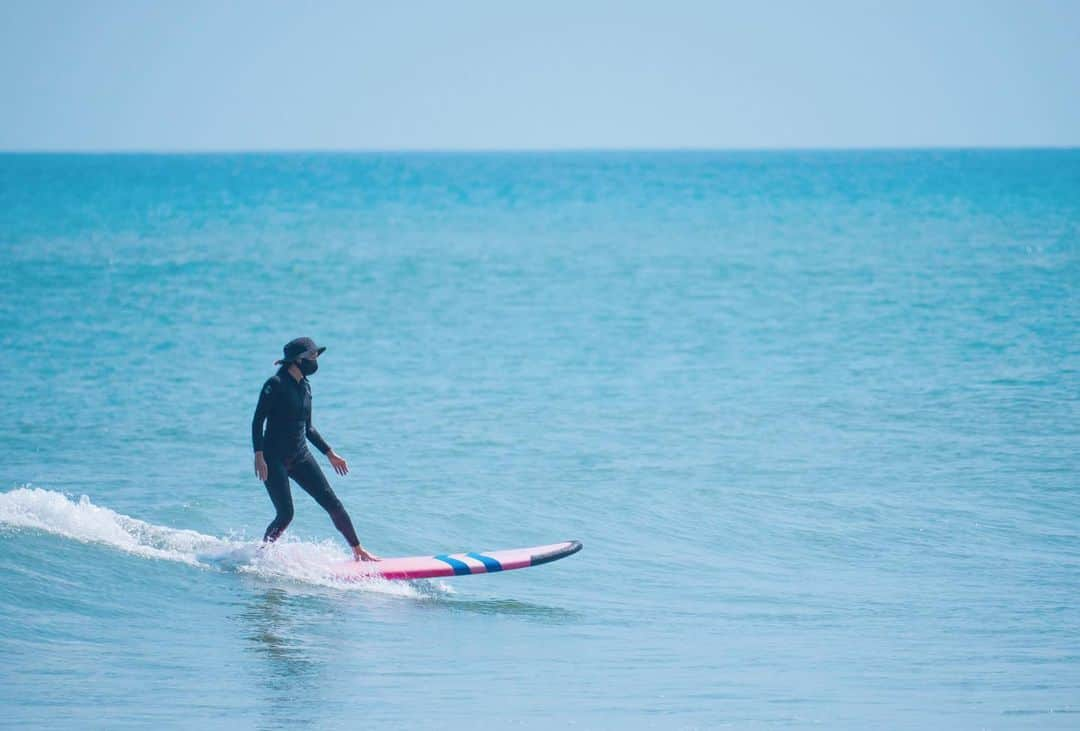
xmin=305 ymin=412 xmax=332 ymax=455
xmin=252 ymin=378 xmax=278 ymax=452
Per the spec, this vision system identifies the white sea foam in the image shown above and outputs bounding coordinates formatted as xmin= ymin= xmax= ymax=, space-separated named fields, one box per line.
xmin=0 ymin=486 xmax=222 ymax=565
xmin=0 ymin=487 xmax=435 ymax=597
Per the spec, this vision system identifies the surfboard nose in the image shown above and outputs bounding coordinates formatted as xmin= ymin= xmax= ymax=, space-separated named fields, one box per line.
xmin=530 ymin=540 xmax=583 ymax=566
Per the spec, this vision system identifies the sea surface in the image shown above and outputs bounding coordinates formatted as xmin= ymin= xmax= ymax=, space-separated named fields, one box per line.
xmin=0 ymin=150 xmax=1077 ymax=729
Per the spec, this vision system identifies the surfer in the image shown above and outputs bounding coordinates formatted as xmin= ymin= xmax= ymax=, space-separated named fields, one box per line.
xmin=251 ymin=337 xmax=378 ymax=561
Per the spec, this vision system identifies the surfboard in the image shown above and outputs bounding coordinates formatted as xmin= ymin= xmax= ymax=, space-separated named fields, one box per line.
xmin=330 ymin=540 xmax=582 ymax=581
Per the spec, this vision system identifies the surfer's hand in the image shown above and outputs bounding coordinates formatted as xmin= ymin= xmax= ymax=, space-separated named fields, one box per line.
xmin=353 ymin=545 xmax=379 ymax=562
xmin=328 ymin=450 xmax=349 ymax=476
xmin=254 ymin=452 xmax=268 ymax=482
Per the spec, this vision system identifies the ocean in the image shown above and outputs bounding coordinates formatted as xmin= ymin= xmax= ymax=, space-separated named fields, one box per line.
xmin=0 ymin=150 xmax=1077 ymax=729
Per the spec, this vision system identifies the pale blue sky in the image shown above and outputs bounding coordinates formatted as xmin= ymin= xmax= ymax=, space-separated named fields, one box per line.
xmin=1 ymin=0 xmax=1078 ymax=150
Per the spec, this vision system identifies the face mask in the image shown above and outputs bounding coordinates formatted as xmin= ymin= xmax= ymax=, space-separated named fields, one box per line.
xmin=298 ymin=358 xmax=318 ymax=376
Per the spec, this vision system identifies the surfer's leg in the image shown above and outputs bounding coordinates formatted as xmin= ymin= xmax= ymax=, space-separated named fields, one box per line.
xmin=288 ymin=453 xmax=361 ymax=548
xmin=262 ymin=457 xmax=294 ymax=543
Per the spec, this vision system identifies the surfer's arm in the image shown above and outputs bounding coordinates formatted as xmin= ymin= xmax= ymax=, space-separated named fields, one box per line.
xmin=306 ymin=414 xmax=349 ymax=475
xmin=305 ymin=420 xmax=332 ymax=455
xmin=251 ymin=378 xmax=278 ymax=453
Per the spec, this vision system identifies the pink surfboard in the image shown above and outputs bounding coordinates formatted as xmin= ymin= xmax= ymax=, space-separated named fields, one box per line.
xmin=330 ymin=540 xmax=582 ymax=581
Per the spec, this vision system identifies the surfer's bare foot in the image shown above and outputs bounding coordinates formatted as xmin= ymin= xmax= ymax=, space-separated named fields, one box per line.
xmin=353 ymin=545 xmax=379 ymax=562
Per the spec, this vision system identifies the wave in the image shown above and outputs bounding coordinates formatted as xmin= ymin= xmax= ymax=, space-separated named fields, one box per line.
xmin=0 ymin=487 xmax=436 ymax=597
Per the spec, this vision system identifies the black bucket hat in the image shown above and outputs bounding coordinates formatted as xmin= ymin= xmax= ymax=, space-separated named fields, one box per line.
xmin=275 ymin=337 xmax=327 ymax=365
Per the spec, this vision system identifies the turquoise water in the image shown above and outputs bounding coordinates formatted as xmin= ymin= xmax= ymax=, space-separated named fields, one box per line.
xmin=1 ymin=151 xmax=1078 ymax=729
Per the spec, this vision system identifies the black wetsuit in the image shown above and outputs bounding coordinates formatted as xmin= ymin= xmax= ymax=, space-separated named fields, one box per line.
xmin=251 ymin=367 xmax=360 ymax=547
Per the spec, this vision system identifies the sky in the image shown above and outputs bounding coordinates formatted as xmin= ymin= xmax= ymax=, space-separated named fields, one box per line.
xmin=1 ymin=0 xmax=1078 ymax=151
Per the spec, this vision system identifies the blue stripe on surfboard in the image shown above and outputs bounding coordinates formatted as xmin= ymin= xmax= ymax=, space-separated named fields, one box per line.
xmin=465 ymin=552 xmax=503 ymax=572
xmin=433 ymin=554 xmax=472 ymax=575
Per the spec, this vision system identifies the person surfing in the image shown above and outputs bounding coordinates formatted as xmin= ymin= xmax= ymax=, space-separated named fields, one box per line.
xmin=251 ymin=337 xmax=378 ymax=561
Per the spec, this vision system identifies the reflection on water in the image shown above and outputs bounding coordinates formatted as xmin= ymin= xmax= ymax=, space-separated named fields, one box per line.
xmin=431 ymin=596 xmax=583 ymax=623
xmin=230 ymin=579 xmax=582 ymax=728
xmin=237 ymin=589 xmax=327 ymax=730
